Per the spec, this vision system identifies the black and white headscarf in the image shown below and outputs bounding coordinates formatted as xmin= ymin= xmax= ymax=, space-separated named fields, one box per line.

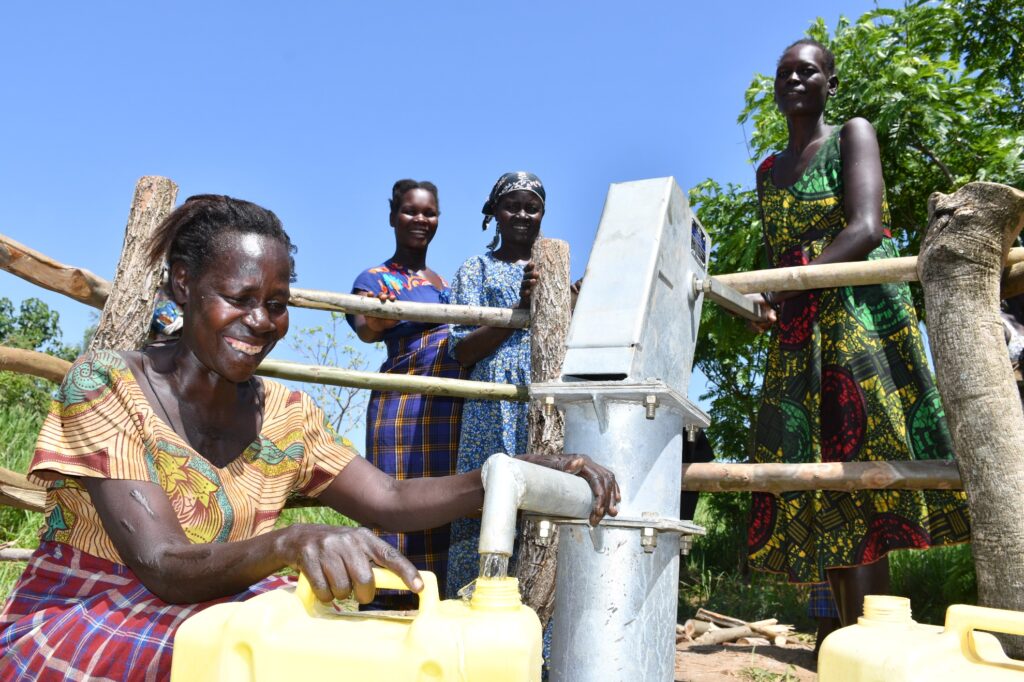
xmin=481 ymin=171 xmax=546 ymax=249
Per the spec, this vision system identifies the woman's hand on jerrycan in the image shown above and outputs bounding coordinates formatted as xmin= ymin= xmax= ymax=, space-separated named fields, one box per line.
xmin=279 ymin=525 xmax=422 ymax=604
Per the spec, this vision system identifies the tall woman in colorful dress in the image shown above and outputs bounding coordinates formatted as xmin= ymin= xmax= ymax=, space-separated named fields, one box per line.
xmin=347 ymin=179 xmax=466 ymax=607
xmin=445 ymin=171 xmax=544 ymax=598
xmin=746 ymin=40 xmax=970 ymax=645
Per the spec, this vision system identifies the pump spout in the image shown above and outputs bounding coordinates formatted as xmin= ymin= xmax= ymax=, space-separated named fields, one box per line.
xmin=478 ymin=454 xmax=594 ymax=558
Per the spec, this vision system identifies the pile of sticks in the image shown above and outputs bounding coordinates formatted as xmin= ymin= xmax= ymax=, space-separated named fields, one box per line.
xmin=676 ymin=608 xmax=794 ymax=647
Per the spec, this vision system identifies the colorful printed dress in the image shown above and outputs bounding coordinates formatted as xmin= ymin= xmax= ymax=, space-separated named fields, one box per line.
xmin=348 ymin=261 xmax=466 ymax=607
xmin=445 ymin=252 xmax=530 ymax=598
xmin=748 ymin=128 xmax=971 ymax=585
xmin=0 ymin=350 xmax=356 ymax=680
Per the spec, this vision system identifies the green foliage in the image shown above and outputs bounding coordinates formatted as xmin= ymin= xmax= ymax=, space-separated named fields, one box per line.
xmin=275 ymin=504 xmax=359 ymax=530
xmin=739 ymin=665 xmax=800 ymax=682
xmin=688 ymin=180 xmax=764 ymax=562
xmin=0 ymin=297 xmax=79 ymax=413
xmin=679 ymin=561 xmax=815 ymax=634
xmin=0 ymin=404 xmax=45 ymax=599
xmin=289 ymin=311 xmax=373 ymax=439
xmin=738 ymin=0 xmax=1023 ymax=252
xmin=889 ymin=544 xmax=976 ymax=624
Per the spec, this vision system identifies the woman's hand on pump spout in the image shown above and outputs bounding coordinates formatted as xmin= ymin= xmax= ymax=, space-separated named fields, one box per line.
xmin=516 ymin=452 xmax=621 ymax=526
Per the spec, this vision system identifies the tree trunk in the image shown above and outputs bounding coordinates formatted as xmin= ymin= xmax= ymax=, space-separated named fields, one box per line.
xmin=516 ymin=238 xmax=571 ymax=627
xmin=89 ymin=176 xmax=178 ymax=351
xmin=917 ymin=181 xmax=1024 ymax=655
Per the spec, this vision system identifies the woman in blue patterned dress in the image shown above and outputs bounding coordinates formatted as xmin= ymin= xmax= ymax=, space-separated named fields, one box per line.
xmin=446 ymin=171 xmax=544 ymax=598
xmin=348 ymin=179 xmax=467 ymax=608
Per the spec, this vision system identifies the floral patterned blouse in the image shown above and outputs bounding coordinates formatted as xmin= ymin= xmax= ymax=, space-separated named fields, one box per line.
xmin=28 ymin=350 xmax=356 ymax=565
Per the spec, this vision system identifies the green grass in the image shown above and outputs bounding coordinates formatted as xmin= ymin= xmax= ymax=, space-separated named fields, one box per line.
xmin=890 ymin=543 xmax=976 ymax=624
xmin=739 ymin=665 xmax=800 ymax=682
xmin=0 ymin=405 xmax=45 ymax=598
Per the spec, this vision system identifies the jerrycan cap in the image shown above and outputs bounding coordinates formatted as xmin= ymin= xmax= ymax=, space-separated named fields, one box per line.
xmin=470 ymin=577 xmax=523 ymax=611
xmin=859 ymin=595 xmax=914 ymax=626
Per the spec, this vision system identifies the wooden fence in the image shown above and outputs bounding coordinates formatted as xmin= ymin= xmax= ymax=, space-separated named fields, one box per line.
xmin=11 ymin=175 xmax=1024 ymax=531
xmin=12 ymin=175 xmax=1024 ymax=532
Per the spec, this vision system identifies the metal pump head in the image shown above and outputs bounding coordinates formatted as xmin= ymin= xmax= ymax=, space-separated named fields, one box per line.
xmin=560 ymin=177 xmax=708 ymax=397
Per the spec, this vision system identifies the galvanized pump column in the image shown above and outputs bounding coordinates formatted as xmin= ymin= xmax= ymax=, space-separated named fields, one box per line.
xmin=531 ymin=177 xmax=711 ymax=682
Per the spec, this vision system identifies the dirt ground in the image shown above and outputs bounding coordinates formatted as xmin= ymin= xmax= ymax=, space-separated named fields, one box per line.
xmin=675 ymin=639 xmax=817 ymax=681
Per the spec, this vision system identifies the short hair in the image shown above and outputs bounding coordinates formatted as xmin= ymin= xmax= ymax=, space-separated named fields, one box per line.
xmin=780 ymin=38 xmax=836 ymax=77
xmin=389 ymin=179 xmax=440 ymax=217
xmin=147 ymin=194 xmax=296 ymax=283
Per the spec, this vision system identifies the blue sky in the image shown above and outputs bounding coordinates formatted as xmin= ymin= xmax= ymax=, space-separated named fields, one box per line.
xmin=0 ymin=1 xmax=881 ymax=437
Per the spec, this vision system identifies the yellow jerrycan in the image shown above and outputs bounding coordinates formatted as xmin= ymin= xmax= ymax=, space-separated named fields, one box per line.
xmin=170 ymin=568 xmax=542 ymax=681
xmin=819 ymin=595 xmax=1024 ymax=681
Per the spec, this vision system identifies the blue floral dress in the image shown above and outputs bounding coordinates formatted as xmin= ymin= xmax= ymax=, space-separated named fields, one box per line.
xmin=446 ymin=252 xmax=530 ymax=597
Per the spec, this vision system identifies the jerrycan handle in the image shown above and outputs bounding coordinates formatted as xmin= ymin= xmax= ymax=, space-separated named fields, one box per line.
xmin=945 ymin=604 xmax=1024 ymax=657
xmin=296 ymin=568 xmax=440 ymax=616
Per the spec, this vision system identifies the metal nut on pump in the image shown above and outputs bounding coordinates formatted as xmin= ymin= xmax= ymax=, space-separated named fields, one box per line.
xmin=536 ymin=519 xmax=553 ymax=547
xmin=679 ymin=535 xmax=693 ymax=556
xmin=645 ymin=395 xmax=658 ymax=420
xmin=640 ymin=526 xmax=657 ymax=552
xmin=543 ymin=396 xmax=555 ymax=417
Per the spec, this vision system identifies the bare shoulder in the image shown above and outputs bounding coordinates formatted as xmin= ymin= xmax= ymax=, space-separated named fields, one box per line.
xmin=839 ymin=118 xmax=879 ymax=146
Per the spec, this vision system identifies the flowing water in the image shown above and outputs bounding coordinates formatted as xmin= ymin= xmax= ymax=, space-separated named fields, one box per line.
xmin=478 ymin=552 xmax=509 ymax=580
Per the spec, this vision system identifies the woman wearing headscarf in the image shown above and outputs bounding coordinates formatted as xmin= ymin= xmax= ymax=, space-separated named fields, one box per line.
xmin=445 ymin=171 xmax=544 ymax=598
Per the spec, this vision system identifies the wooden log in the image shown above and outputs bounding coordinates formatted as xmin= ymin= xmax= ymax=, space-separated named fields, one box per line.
xmin=695 ymin=608 xmax=790 ymax=644
xmin=0 ymin=466 xmax=45 ymax=514
xmin=517 ymin=238 xmax=572 ymax=628
xmin=289 ymin=287 xmax=529 ymax=329
xmin=695 ymin=625 xmax=754 ymax=645
xmin=681 ymin=461 xmax=962 ymax=492
xmin=918 ymin=181 xmax=1024 ymax=656
xmin=0 ymin=345 xmax=72 ymax=384
xmin=0 ymin=548 xmax=34 ymax=562
xmin=695 ymin=608 xmax=778 ymax=629
xmin=715 ymin=246 xmax=1024 ymax=294
xmin=682 ymin=618 xmax=716 ymax=639
xmin=89 ymin=176 xmax=178 ymax=351
xmin=0 ymin=233 xmax=110 ymax=309
xmin=256 ymin=358 xmax=528 ymax=402
xmin=736 ymin=637 xmax=772 ymax=647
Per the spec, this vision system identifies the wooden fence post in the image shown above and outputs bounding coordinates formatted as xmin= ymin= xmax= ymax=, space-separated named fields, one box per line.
xmin=89 ymin=176 xmax=178 ymax=351
xmin=918 ymin=181 xmax=1024 ymax=655
xmin=517 ymin=237 xmax=571 ymax=627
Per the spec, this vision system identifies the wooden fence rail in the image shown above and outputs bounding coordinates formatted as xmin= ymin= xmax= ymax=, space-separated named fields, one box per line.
xmin=0 ymin=232 xmax=529 ymax=329
xmin=0 ymin=346 xmax=528 ymax=402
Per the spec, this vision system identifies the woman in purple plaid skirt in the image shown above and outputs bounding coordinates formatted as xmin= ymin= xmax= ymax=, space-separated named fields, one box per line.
xmin=347 ymin=179 xmax=468 ymax=608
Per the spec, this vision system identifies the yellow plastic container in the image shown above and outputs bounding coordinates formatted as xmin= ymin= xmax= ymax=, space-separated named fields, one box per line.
xmin=819 ymin=595 xmax=1024 ymax=681
xmin=170 ymin=569 xmax=541 ymax=682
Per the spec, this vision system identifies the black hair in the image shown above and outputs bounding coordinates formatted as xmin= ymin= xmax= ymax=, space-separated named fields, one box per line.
xmin=780 ymin=38 xmax=836 ymax=77
xmin=147 ymin=194 xmax=297 ymax=283
xmin=389 ymin=179 xmax=440 ymax=217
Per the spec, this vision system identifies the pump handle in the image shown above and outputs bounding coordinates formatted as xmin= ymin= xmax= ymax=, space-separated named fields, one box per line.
xmin=296 ymin=568 xmax=440 ymax=616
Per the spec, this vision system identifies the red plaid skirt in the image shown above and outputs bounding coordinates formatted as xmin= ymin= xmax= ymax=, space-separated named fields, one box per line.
xmin=0 ymin=542 xmax=291 ymax=681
